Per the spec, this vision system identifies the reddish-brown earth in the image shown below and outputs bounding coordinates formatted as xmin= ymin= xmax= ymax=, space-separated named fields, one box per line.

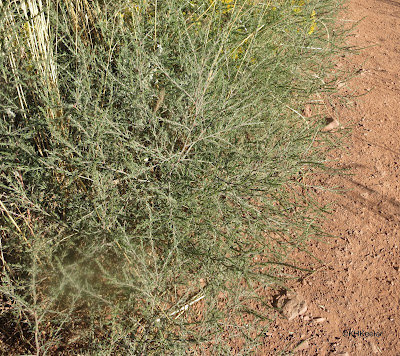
xmin=258 ymin=0 xmax=400 ymax=355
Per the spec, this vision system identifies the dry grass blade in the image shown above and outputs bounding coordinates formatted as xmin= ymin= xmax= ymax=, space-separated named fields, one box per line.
xmin=0 ymin=199 xmax=27 ymax=244
xmin=64 ymin=0 xmax=103 ymax=50
xmin=1 ymin=0 xmax=63 ymax=145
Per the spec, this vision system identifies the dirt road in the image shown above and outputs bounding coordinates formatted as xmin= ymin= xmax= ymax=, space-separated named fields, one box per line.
xmin=260 ymin=0 xmax=400 ymax=354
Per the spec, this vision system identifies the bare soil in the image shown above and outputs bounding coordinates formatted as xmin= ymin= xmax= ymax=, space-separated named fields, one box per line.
xmin=257 ymin=0 xmax=400 ymax=355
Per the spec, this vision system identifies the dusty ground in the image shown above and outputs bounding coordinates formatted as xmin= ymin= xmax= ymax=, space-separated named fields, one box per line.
xmin=257 ymin=0 xmax=400 ymax=355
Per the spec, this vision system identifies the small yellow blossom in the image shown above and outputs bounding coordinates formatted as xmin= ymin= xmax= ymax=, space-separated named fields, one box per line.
xmin=292 ymin=0 xmax=305 ymax=12
xmin=209 ymin=0 xmax=235 ymax=14
xmin=231 ymin=46 xmax=243 ymax=60
xmin=308 ymin=10 xmax=316 ymax=35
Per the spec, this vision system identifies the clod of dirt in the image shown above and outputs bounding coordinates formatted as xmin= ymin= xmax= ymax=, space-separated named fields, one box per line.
xmin=321 ymin=117 xmax=340 ymax=132
xmin=279 ymin=293 xmax=308 ymax=321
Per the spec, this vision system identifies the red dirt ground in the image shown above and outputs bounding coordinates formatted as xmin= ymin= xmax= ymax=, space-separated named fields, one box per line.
xmin=257 ymin=0 xmax=400 ymax=355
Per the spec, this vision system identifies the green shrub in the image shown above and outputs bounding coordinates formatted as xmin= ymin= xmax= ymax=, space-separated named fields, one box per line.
xmin=0 ymin=0 xmax=350 ymax=354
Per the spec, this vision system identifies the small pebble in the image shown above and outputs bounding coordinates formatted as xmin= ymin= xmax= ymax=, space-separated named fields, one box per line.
xmin=314 ymin=317 xmax=326 ymax=323
xmin=294 ymin=339 xmax=309 ymax=351
xmin=322 ymin=118 xmax=340 ymax=132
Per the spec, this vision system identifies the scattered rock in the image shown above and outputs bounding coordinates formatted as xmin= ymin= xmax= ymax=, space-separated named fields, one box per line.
xmin=321 ymin=117 xmax=340 ymax=132
xmin=280 ymin=293 xmax=308 ymax=321
xmin=336 ymin=352 xmax=349 ymax=356
xmin=313 ymin=317 xmax=326 ymax=323
xmin=369 ymin=341 xmax=381 ymax=354
xmin=217 ymin=291 xmax=227 ymax=299
xmin=294 ymin=339 xmax=309 ymax=352
xmin=303 ymin=105 xmax=313 ymax=118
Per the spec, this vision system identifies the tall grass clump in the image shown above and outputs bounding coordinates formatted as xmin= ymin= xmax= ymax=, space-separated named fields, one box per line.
xmin=1 ymin=0 xmax=352 ymax=354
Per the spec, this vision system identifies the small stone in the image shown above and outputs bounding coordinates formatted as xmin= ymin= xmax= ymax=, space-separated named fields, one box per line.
xmin=294 ymin=339 xmax=309 ymax=352
xmin=303 ymin=105 xmax=313 ymax=118
xmin=313 ymin=317 xmax=326 ymax=323
xmin=218 ymin=291 xmax=227 ymax=299
xmin=370 ymin=341 xmax=381 ymax=354
xmin=336 ymin=353 xmax=349 ymax=356
xmin=281 ymin=294 xmax=307 ymax=321
xmin=321 ymin=118 xmax=340 ymax=132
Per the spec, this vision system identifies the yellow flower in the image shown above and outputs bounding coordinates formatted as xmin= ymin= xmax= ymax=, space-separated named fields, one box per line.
xmin=308 ymin=22 xmax=316 ymax=34
xmin=231 ymin=46 xmax=243 ymax=60
xmin=209 ymin=0 xmax=235 ymax=14
xmin=292 ymin=0 xmax=305 ymax=14
xmin=308 ymin=10 xmax=317 ymax=35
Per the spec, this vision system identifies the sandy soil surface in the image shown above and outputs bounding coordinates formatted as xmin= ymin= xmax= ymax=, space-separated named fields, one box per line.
xmin=257 ymin=0 xmax=400 ymax=355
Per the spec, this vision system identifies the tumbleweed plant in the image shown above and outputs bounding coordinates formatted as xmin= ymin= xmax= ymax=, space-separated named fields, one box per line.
xmin=1 ymin=0 xmax=352 ymax=354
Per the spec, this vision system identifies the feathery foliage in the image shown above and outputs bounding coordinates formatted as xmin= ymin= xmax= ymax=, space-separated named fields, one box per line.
xmin=0 ymin=0 xmax=352 ymax=354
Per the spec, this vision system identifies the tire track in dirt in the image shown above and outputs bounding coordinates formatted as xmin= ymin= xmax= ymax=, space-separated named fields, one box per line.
xmin=258 ymin=1 xmax=400 ymax=355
